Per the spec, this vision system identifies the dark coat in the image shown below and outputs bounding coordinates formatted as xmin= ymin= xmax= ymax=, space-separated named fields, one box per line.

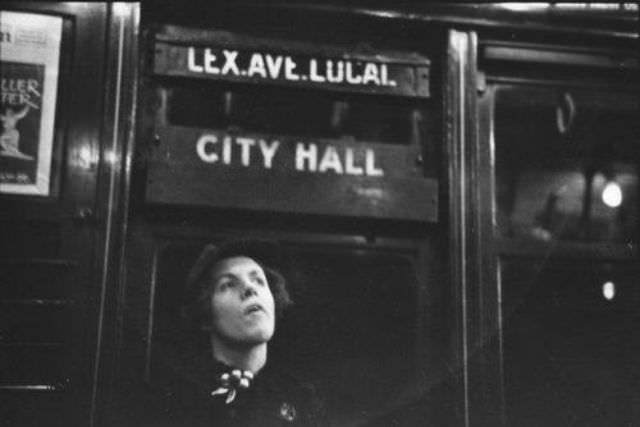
xmin=133 ymin=361 xmax=329 ymax=427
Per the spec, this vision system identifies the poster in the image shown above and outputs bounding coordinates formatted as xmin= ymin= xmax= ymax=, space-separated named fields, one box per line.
xmin=1 ymin=11 xmax=62 ymax=196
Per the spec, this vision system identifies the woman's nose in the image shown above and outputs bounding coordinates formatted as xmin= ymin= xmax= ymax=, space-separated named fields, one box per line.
xmin=241 ymin=280 xmax=258 ymax=299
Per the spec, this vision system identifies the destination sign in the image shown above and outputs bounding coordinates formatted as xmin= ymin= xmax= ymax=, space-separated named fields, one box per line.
xmin=146 ymin=126 xmax=438 ymax=222
xmin=154 ymin=42 xmax=430 ymax=97
xmin=151 ymin=126 xmax=422 ymax=178
xmin=195 ymin=133 xmax=385 ymax=177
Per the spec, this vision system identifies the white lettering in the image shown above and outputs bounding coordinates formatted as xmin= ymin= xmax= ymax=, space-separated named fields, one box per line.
xmin=318 ymin=146 xmax=343 ymax=174
xmin=196 ymin=134 xmax=218 ymax=163
xmin=365 ymin=149 xmax=384 ymax=176
xmin=380 ymin=64 xmax=396 ymax=87
xmin=326 ymin=60 xmax=344 ymax=83
xmin=236 ymin=137 xmax=255 ymax=166
xmin=204 ymin=49 xmax=220 ymax=74
xmin=346 ymin=62 xmax=362 ymax=84
xmin=295 ymin=143 xmax=317 ymax=171
xmin=259 ymin=139 xmax=280 ymax=169
xmin=187 ymin=47 xmax=203 ymax=73
xmin=344 ymin=148 xmax=363 ymax=175
xmin=248 ymin=54 xmax=267 ymax=78
xmin=221 ymin=50 xmax=240 ymax=75
xmin=285 ymin=57 xmax=300 ymax=81
xmin=197 ymin=133 xmax=383 ymax=177
xmin=265 ymin=55 xmax=284 ymax=79
xmin=28 ymin=80 xmax=41 ymax=97
xmin=362 ymin=63 xmax=380 ymax=85
xmin=222 ymin=136 xmax=232 ymax=164
xmin=309 ymin=59 xmax=325 ymax=83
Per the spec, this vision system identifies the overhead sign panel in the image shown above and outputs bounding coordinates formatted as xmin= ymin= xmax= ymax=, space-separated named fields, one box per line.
xmin=152 ymin=28 xmax=430 ymax=97
xmin=146 ymin=126 xmax=438 ymax=222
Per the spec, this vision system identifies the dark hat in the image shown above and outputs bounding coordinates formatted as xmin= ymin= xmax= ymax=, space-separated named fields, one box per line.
xmin=186 ymin=239 xmax=281 ymax=293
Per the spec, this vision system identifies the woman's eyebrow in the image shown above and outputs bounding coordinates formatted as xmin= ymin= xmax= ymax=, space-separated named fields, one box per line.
xmin=212 ymin=267 xmax=264 ymax=281
xmin=213 ymin=272 xmax=236 ymax=282
xmin=248 ymin=269 xmax=265 ymax=277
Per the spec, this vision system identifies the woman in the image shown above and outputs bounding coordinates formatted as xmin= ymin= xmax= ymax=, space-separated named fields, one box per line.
xmin=168 ymin=239 xmax=328 ymax=427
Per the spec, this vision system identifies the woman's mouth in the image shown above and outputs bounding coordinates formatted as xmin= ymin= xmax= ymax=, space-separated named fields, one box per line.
xmin=244 ymin=303 xmax=264 ymax=315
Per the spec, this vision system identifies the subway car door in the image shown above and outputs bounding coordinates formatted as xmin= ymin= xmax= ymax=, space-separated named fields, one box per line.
xmin=1 ymin=3 xmax=138 ymax=427
xmin=473 ymin=30 xmax=640 ymax=426
xmin=110 ymin=6 xmax=460 ymax=427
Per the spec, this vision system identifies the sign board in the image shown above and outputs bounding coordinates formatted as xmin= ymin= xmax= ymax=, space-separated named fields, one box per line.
xmin=1 ymin=11 xmax=62 ymax=196
xmin=146 ymin=126 xmax=438 ymax=222
xmin=152 ymin=27 xmax=430 ymax=98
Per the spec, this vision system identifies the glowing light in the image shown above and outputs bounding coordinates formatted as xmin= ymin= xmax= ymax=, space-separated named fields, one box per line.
xmin=602 ymin=281 xmax=616 ymax=301
xmin=113 ymin=2 xmax=130 ymax=17
xmin=498 ymin=3 xmax=550 ymax=12
xmin=602 ymin=181 xmax=623 ymax=208
xmin=73 ymin=145 xmax=96 ymax=170
xmin=104 ymin=151 xmax=118 ymax=165
xmin=555 ymin=3 xmax=637 ymax=11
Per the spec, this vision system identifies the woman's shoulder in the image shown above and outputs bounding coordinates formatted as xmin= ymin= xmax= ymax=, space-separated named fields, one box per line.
xmin=254 ymin=364 xmax=330 ymax=427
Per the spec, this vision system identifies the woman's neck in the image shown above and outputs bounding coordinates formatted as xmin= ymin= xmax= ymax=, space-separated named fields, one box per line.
xmin=210 ymin=335 xmax=268 ymax=374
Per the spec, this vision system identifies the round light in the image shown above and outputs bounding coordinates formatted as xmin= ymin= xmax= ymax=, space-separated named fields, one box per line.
xmin=104 ymin=150 xmax=117 ymax=165
xmin=602 ymin=181 xmax=623 ymax=208
xmin=602 ymin=281 xmax=616 ymax=301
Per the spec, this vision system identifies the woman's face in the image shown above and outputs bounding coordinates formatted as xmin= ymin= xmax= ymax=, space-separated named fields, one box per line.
xmin=208 ymin=256 xmax=276 ymax=345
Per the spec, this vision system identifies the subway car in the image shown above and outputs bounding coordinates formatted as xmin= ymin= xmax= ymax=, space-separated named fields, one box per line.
xmin=1 ymin=2 xmax=638 ymax=426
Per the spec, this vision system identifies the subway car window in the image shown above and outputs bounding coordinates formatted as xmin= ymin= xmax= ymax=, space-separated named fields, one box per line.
xmin=145 ymin=239 xmax=436 ymax=426
xmin=491 ymin=82 xmax=640 ymax=425
xmin=494 ymin=86 xmax=639 ymax=243
xmin=501 ymin=259 xmax=640 ymax=426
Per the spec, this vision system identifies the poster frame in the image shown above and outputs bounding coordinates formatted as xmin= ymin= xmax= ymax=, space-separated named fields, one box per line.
xmin=0 ymin=10 xmax=63 ymax=196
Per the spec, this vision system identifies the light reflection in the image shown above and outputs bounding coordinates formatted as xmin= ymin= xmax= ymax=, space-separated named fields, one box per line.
xmin=75 ymin=145 xmax=96 ymax=170
xmin=104 ymin=150 xmax=118 ymax=165
xmin=112 ymin=2 xmax=131 ymax=17
xmin=555 ymin=3 xmax=635 ymax=11
xmin=602 ymin=181 xmax=623 ymax=208
xmin=498 ymin=3 xmax=550 ymax=12
xmin=602 ymin=281 xmax=616 ymax=301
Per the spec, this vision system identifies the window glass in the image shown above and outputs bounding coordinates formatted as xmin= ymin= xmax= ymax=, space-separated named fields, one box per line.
xmin=150 ymin=240 xmax=432 ymax=426
xmin=494 ymin=86 xmax=639 ymax=243
xmin=501 ymin=258 xmax=639 ymax=426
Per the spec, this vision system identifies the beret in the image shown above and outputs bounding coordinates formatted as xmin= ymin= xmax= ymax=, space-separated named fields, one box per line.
xmin=185 ymin=238 xmax=282 ymax=301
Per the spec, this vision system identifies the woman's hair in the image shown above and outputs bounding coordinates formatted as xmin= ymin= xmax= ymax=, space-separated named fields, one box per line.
xmin=183 ymin=241 xmax=293 ymax=330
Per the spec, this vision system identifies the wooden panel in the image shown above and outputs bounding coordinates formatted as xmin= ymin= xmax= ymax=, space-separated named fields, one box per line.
xmin=482 ymin=42 xmax=639 ymax=68
xmin=152 ymin=27 xmax=431 ymax=98
xmin=0 ymin=389 xmax=68 ymax=425
xmin=496 ymin=237 xmax=638 ymax=260
xmin=0 ymin=345 xmax=65 ymax=384
xmin=0 ymin=303 xmax=70 ymax=343
xmin=0 ymin=259 xmax=74 ymax=299
xmin=0 ymin=221 xmax=61 ymax=258
xmin=145 ymin=126 xmax=438 ymax=222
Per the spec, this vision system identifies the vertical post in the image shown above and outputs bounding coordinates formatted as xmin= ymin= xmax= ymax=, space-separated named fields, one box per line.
xmin=90 ymin=3 xmax=140 ymax=427
xmin=446 ymin=29 xmax=505 ymax=427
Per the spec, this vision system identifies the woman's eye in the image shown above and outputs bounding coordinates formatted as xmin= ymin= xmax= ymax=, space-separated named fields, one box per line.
xmin=216 ymin=280 xmax=234 ymax=291
xmin=254 ymin=277 xmax=266 ymax=286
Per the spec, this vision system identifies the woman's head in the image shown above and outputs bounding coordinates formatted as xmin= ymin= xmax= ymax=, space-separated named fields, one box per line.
xmin=185 ymin=240 xmax=292 ymax=345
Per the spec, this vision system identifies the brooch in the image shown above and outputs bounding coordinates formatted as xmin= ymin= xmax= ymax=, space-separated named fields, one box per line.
xmin=279 ymin=402 xmax=297 ymax=422
xmin=211 ymin=369 xmax=254 ymax=404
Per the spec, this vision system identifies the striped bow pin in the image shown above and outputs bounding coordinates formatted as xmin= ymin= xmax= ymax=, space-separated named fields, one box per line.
xmin=211 ymin=369 xmax=254 ymax=404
